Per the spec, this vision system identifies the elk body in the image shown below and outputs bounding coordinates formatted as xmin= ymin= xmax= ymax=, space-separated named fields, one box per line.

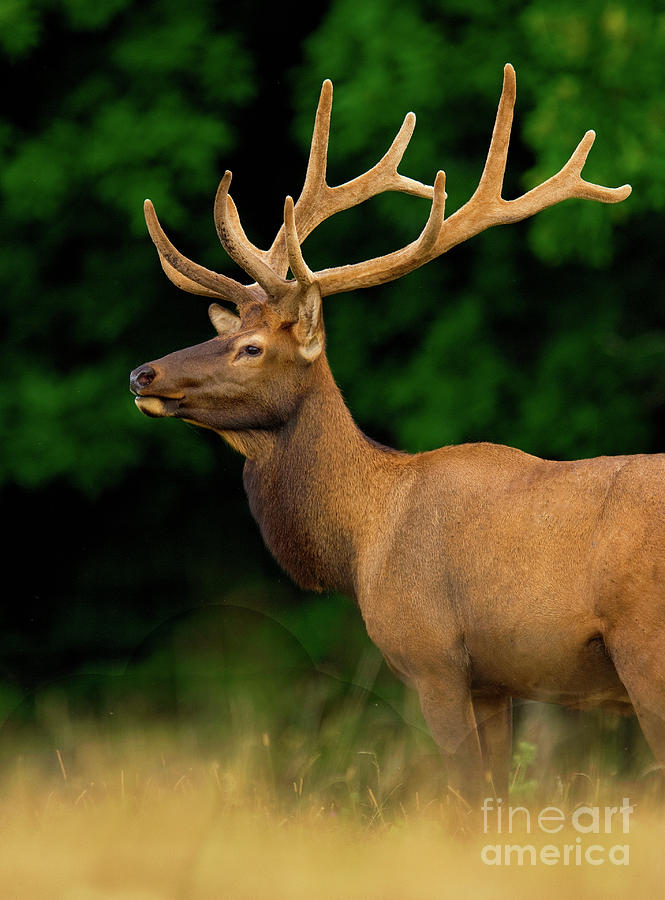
xmin=130 ymin=66 xmax=655 ymax=803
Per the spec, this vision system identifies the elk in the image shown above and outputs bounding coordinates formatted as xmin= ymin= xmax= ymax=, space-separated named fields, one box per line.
xmin=130 ymin=65 xmax=649 ymax=804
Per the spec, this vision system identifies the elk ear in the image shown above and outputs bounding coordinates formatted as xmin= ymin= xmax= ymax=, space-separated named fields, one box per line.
xmin=209 ymin=303 xmax=242 ymax=336
xmin=294 ymin=285 xmax=323 ymax=362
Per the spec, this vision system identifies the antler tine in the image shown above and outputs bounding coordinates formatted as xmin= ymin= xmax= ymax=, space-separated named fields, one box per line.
xmin=284 ymin=195 xmax=315 ymax=288
xmin=418 ymin=170 xmax=447 ymax=254
xmin=531 ymin=129 xmax=632 ymax=205
xmin=144 ymin=199 xmax=255 ymax=308
xmin=360 ymin=110 xmax=433 ymax=198
xmin=214 ymin=171 xmax=289 ymax=298
xmin=454 ymin=64 xmax=632 ymax=234
xmin=299 ymin=78 xmax=334 ymax=205
xmin=266 ymin=80 xmax=334 ymax=276
xmin=472 ymin=62 xmax=516 ymax=206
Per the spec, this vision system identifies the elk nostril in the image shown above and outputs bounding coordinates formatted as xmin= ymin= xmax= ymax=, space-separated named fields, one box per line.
xmin=130 ymin=364 xmax=156 ymax=392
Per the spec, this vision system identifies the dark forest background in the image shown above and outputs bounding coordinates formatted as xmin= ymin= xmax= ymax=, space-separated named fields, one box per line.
xmin=1 ymin=0 xmax=664 ymax=774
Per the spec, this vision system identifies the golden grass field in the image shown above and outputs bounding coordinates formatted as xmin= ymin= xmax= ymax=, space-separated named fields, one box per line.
xmin=2 ymin=607 xmax=664 ymax=899
xmin=1 ymin=716 xmax=664 ymax=900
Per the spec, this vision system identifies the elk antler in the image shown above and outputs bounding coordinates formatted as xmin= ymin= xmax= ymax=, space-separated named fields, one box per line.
xmin=307 ymin=64 xmax=631 ymax=297
xmin=144 ymin=76 xmax=435 ymax=309
xmin=144 ymin=65 xmax=631 ymax=310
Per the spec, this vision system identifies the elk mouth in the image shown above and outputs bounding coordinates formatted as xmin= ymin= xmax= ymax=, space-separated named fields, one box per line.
xmin=134 ymin=395 xmax=184 ymax=418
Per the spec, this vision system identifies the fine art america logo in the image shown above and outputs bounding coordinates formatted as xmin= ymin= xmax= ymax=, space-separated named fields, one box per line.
xmin=480 ymin=798 xmax=633 ymax=866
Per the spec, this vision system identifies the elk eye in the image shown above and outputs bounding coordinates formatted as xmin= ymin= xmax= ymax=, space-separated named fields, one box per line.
xmin=243 ymin=345 xmax=263 ymax=357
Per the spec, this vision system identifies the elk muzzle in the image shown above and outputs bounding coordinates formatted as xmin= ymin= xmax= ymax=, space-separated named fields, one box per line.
xmin=130 ymin=363 xmax=184 ymax=418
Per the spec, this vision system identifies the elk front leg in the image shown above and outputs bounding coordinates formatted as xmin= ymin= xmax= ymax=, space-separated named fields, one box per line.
xmin=414 ymin=671 xmax=485 ymax=807
xmin=473 ymin=694 xmax=513 ymax=799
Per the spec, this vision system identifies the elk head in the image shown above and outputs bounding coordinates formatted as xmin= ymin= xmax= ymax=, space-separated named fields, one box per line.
xmin=130 ymin=66 xmax=630 ymax=449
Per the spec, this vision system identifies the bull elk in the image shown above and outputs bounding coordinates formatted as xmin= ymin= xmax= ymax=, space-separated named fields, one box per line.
xmin=130 ymin=65 xmax=645 ymax=804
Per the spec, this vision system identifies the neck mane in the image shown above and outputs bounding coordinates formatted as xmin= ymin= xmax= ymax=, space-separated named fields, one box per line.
xmin=235 ymin=355 xmax=409 ymax=595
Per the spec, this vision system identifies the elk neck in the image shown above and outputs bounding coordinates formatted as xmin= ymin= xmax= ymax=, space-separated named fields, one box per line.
xmin=239 ymin=355 xmax=409 ymax=597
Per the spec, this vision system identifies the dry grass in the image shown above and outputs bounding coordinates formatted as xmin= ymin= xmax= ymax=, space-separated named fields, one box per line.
xmin=1 ymin=726 xmax=664 ymax=900
xmin=2 ymin=622 xmax=664 ymax=899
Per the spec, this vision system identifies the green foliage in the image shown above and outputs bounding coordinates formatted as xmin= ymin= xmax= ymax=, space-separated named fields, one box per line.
xmin=520 ymin=0 xmax=665 ymax=264
xmin=0 ymin=0 xmax=43 ymax=59
xmin=293 ymin=0 xmax=665 ymax=458
xmin=1 ymin=0 xmax=254 ymax=493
